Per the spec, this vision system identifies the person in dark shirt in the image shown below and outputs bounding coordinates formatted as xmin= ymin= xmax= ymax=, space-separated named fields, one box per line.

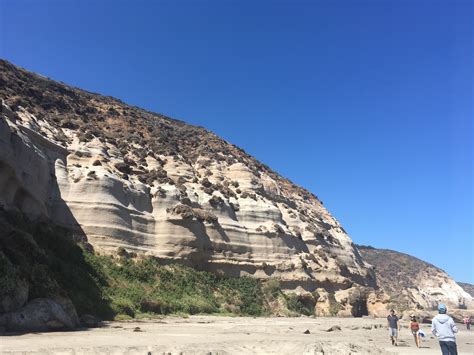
xmin=387 ymin=309 xmax=400 ymax=346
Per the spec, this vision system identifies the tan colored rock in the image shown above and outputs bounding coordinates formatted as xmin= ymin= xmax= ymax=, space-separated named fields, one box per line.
xmin=0 ymin=60 xmax=380 ymax=316
xmin=1 ymin=59 xmax=472 ymax=318
xmin=359 ymin=246 xmax=474 ymax=312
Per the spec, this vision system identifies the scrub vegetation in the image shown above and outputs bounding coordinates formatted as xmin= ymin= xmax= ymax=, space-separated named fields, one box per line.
xmin=0 ymin=210 xmax=312 ymax=320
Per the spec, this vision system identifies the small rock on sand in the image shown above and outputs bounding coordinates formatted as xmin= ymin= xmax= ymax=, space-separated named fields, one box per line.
xmin=303 ymin=329 xmax=311 ymax=334
xmin=326 ymin=325 xmax=341 ymax=332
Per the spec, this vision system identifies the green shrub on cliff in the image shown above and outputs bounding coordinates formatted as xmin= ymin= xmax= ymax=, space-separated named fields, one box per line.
xmin=0 ymin=210 xmax=315 ymax=320
xmin=92 ymin=255 xmax=266 ymax=318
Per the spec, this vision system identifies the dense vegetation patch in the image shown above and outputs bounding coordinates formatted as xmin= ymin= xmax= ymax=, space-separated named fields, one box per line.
xmin=0 ymin=210 xmax=312 ymax=320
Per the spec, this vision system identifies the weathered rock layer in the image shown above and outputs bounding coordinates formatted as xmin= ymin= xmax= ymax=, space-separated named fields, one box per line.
xmin=0 ymin=59 xmax=376 ymax=316
xmin=359 ymin=246 xmax=473 ymax=315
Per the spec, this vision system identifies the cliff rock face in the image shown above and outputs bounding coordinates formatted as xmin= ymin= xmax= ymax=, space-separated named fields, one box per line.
xmin=0 ymin=60 xmax=376 ymax=315
xmin=358 ymin=246 xmax=473 ymax=314
xmin=458 ymin=282 xmax=474 ymax=298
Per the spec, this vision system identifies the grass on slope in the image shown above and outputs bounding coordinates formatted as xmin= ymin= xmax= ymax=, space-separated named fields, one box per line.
xmin=0 ymin=210 xmax=312 ymax=320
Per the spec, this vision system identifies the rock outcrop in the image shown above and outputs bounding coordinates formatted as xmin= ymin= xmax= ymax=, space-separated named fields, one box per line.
xmin=458 ymin=282 xmax=474 ymax=298
xmin=358 ymin=246 xmax=473 ymax=315
xmin=0 ymin=298 xmax=78 ymax=332
xmin=0 ymin=59 xmax=375 ymax=317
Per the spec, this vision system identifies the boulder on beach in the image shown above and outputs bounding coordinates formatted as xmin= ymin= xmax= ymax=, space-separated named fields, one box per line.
xmin=0 ymin=298 xmax=79 ymax=332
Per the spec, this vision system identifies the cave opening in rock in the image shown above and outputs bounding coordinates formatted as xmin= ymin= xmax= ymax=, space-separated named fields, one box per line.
xmin=351 ymin=299 xmax=369 ymax=317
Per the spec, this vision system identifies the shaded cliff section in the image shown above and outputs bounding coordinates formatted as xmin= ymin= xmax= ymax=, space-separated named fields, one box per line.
xmin=0 ymin=92 xmax=102 ymax=331
xmin=0 ymin=209 xmax=111 ymax=331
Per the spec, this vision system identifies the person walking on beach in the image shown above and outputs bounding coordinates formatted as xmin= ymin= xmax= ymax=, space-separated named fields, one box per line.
xmin=463 ymin=315 xmax=471 ymax=331
xmin=387 ymin=309 xmax=400 ymax=346
xmin=431 ymin=303 xmax=458 ymax=355
xmin=410 ymin=314 xmax=421 ymax=348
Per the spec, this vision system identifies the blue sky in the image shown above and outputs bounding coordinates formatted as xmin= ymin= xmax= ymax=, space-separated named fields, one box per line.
xmin=1 ymin=0 xmax=472 ymax=283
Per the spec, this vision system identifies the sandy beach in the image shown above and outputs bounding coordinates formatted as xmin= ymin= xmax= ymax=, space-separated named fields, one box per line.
xmin=1 ymin=316 xmax=473 ymax=355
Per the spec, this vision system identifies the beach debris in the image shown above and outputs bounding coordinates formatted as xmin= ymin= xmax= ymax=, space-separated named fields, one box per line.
xmin=362 ymin=324 xmax=382 ymax=330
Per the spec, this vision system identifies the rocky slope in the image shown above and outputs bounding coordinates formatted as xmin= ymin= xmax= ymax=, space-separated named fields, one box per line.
xmin=0 ymin=59 xmax=376 ymax=318
xmin=358 ymin=246 xmax=473 ymax=314
xmin=458 ymin=282 xmax=474 ymax=298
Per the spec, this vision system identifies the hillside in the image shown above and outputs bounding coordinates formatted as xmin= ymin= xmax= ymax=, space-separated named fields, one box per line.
xmin=3 ymin=59 xmax=472 ymax=333
xmin=358 ymin=245 xmax=473 ymax=313
xmin=0 ymin=59 xmax=378 ymax=330
xmin=458 ymin=282 xmax=474 ymax=298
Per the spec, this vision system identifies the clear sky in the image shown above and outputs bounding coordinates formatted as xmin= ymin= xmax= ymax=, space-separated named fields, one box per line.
xmin=1 ymin=0 xmax=472 ymax=283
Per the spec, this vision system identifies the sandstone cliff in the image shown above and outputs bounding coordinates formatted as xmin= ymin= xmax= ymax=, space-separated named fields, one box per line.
xmin=0 ymin=59 xmax=376 ymax=317
xmin=358 ymin=246 xmax=473 ymax=315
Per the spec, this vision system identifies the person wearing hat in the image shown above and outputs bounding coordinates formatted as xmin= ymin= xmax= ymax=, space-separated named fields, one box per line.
xmin=431 ymin=303 xmax=458 ymax=355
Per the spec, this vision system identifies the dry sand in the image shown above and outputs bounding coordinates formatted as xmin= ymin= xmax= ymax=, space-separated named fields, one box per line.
xmin=1 ymin=316 xmax=473 ymax=354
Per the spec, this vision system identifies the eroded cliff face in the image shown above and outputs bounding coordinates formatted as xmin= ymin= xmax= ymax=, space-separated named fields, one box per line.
xmin=0 ymin=60 xmax=377 ymax=316
xmin=459 ymin=282 xmax=474 ymax=298
xmin=359 ymin=246 xmax=474 ymax=315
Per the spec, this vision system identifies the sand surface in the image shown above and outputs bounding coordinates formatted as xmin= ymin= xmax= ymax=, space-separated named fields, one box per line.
xmin=1 ymin=316 xmax=473 ymax=354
